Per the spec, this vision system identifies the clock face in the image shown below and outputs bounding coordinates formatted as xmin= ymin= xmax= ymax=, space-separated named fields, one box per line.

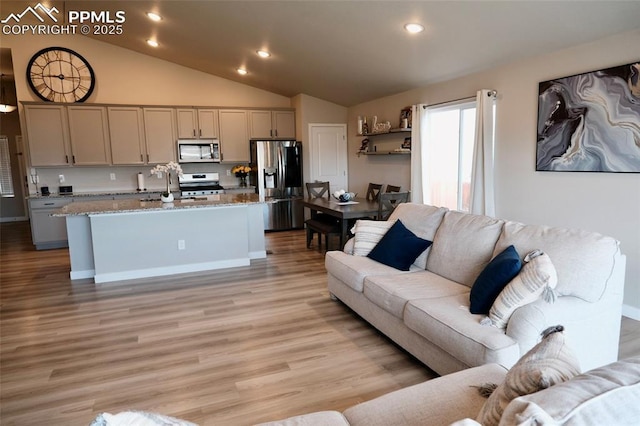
xmin=27 ymin=47 xmax=95 ymax=103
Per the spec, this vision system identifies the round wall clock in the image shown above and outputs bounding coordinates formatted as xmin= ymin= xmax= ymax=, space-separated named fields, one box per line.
xmin=26 ymin=47 xmax=95 ymax=103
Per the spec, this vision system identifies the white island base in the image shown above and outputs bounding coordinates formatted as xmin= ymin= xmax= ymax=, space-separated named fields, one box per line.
xmin=65 ymin=202 xmax=266 ymax=283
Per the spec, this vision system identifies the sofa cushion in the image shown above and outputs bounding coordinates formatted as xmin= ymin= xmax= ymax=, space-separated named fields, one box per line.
xmin=255 ymin=410 xmax=350 ymax=426
xmin=343 ymin=363 xmax=508 ymax=426
xmin=469 ymin=245 xmax=522 ymax=315
xmin=325 ymin=250 xmax=417 ymax=293
xmin=364 ymin=271 xmax=470 ymax=318
xmin=476 ymin=326 xmax=581 ymax=426
xmin=500 ymin=357 xmax=640 ymax=425
xmin=404 ymin=294 xmax=521 ymax=368
xmin=387 ymin=203 xmax=448 ymax=269
xmin=493 ymin=221 xmax=620 ymax=302
xmin=367 ymin=220 xmax=432 ymax=271
xmin=427 ymin=211 xmax=504 ymax=287
xmin=351 ymin=219 xmax=395 ymax=256
xmin=489 ymin=250 xmax=558 ymax=329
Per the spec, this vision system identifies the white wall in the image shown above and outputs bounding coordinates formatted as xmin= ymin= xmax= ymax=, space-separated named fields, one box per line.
xmin=348 ymin=29 xmax=640 ymax=316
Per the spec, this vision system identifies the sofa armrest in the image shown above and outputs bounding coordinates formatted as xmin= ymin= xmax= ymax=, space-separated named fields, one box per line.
xmin=343 ymin=364 xmax=507 ymax=426
xmin=506 ymin=294 xmax=622 ymax=371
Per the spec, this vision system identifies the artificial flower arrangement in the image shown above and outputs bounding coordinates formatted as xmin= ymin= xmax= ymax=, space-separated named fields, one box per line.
xmin=231 ymin=164 xmax=251 ymax=176
xmin=150 ymin=161 xmax=183 ymax=197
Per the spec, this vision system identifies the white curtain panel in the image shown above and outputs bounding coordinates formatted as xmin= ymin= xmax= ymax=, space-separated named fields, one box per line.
xmin=410 ymin=104 xmax=428 ymax=204
xmin=469 ymin=89 xmax=496 ymax=216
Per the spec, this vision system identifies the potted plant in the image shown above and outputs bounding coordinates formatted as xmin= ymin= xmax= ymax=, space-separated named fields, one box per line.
xmin=150 ymin=161 xmax=183 ymax=202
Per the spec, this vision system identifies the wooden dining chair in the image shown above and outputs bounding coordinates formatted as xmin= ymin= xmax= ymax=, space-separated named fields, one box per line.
xmin=366 ymin=183 xmax=383 ymax=202
xmin=305 ymin=182 xmax=342 ymax=251
xmin=377 ymin=191 xmax=410 ymax=221
xmin=385 ymin=184 xmax=401 ymax=193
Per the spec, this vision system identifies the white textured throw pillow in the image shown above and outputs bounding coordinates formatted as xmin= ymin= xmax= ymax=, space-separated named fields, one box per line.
xmin=351 ymin=220 xmax=395 ymax=256
xmin=489 ymin=250 xmax=558 ymax=329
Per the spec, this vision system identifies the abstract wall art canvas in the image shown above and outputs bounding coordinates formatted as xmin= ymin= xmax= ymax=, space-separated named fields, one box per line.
xmin=536 ymin=61 xmax=640 ymax=172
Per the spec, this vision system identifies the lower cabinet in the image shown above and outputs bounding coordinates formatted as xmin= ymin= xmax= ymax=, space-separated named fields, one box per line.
xmin=28 ymin=198 xmax=72 ymax=250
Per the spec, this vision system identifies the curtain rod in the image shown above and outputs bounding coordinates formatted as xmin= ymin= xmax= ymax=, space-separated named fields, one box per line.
xmin=422 ymin=90 xmax=497 ymax=109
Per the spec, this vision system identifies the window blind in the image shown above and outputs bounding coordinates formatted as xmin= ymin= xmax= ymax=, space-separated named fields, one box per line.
xmin=0 ymin=136 xmax=15 ymax=197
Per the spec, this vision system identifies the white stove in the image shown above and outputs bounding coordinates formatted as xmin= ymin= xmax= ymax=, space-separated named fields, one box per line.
xmin=179 ymin=173 xmax=225 ymax=196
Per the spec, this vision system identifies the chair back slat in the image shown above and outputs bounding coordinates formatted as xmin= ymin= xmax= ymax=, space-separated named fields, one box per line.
xmin=366 ymin=183 xmax=383 ymax=201
xmin=378 ymin=191 xmax=410 ymax=220
xmin=385 ymin=184 xmax=401 ymax=193
xmin=306 ymin=181 xmax=330 ymax=199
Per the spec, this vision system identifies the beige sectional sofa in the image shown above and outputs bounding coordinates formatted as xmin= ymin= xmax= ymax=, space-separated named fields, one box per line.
xmin=257 ymin=357 xmax=640 ymax=426
xmin=324 ymin=203 xmax=626 ymax=375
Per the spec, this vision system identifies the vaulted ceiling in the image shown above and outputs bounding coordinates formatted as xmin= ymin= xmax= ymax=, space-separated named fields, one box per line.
xmin=3 ymin=1 xmax=640 ymax=106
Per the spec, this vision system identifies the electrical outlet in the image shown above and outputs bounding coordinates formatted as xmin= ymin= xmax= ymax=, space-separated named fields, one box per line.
xmin=110 ymin=173 xmax=116 ymax=181
xmin=58 ymin=174 xmax=65 ymax=183
xmin=226 ymin=169 xmax=231 ymax=176
xmin=177 ymin=240 xmax=186 ymax=250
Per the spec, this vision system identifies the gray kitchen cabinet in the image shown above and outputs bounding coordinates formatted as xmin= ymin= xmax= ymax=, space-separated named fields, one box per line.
xmin=176 ymin=108 xmax=219 ymax=139
xmin=67 ymin=106 xmax=111 ymax=165
xmin=248 ymin=110 xmax=295 ymax=139
xmin=143 ymin=107 xmax=177 ymax=164
xmin=108 ymin=106 xmax=146 ymax=165
xmin=28 ymin=197 xmax=72 ymax=249
xmin=219 ymin=109 xmax=249 ymax=162
xmin=23 ymin=104 xmax=72 ymax=166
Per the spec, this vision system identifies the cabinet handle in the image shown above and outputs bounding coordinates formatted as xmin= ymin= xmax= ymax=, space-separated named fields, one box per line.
xmin=65 ymin=155 xmax=69 ymax=163
xmin=193 ymin=129 xmax=196 ymax=137
xmin=72 ymin=155 xmax=76 ymax=163
xmin=147 ymin=154 xmax=149 ymax=162
xmin=140 ymin=154 xmax=143 ymax=162
xmin=274 ymin=129 xmax=278 ymax=137
xmin=44 ymin=202 xmax=54 ymax=206
xmin=199 ymin=129 xmax=202 ymax=137
xmin=270 ymin=129 xmax=273 ymax=137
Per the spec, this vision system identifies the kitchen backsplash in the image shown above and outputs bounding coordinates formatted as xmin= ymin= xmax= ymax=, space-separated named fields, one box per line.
xmin=29 ymin=163 xmax=248 ymax=195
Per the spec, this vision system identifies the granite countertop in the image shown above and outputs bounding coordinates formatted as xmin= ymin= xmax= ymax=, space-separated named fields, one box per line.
xmin=53 ymin=193 xmax=267 ymax=216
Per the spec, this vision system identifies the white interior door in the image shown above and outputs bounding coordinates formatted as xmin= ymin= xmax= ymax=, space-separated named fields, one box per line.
xmin=309 ymin=124 xmax=347 ymax=193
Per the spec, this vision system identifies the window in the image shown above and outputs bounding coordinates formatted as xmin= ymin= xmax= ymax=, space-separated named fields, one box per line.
xmin=0 ymin=136 xmax=15 ymax=197
xmin=424 ymin=101 xmax=476 ymax=211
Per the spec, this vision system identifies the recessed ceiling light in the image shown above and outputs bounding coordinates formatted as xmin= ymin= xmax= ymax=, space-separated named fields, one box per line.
xmin=237 ymin=68 xmax=248 ymax=75
xmin=146 ymin=12 xmax=162 ymax=22
xmin=404 ymin=23 xmax=424 ymax=34
xmin=256 ymin=50 xmax=271 ymax=58
xmin=146 ymin=39 xmax=159 ymax=48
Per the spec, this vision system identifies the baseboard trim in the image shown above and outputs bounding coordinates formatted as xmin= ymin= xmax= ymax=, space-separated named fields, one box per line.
xmin=0 ymin=216 xmax=28 ymax=223
xmin=622 ymin=304 xmax=640 ymax=321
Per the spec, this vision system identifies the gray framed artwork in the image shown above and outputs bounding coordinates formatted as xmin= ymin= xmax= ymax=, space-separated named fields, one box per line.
xmin=536 ymin=61 xmax=640 ymax=172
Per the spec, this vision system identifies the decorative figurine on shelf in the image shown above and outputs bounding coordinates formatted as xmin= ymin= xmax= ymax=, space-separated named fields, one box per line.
xmin=402 ymin=137 xmax=412 ymax=149
xmin=232 ymin=164 xmax=251 ymax=187
xmin=358 ymin=138 xmax=370 ymax=153
xmin=362 ymin=116 xmax=369 ymax=135
xmin=150 ymin=161 xmax=183 ymax=203
xmin=400 ymin=106 xmax=412 ymax=129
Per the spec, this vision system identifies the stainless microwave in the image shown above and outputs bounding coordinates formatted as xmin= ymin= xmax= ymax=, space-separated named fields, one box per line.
xmin=177 ymin=139 xmax=220 ymax=163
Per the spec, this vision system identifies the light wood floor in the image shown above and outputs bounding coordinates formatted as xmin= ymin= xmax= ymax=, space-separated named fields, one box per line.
xmin=1 ymin=222 xmax=638 ymax=425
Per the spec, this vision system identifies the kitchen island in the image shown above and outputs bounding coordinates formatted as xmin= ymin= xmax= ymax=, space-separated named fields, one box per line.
xmin=54 ymin=193 xmax=268 ymax=283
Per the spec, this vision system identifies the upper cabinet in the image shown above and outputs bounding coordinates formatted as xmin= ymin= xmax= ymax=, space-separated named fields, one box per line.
xmin=67 ymin=106 xmax=111 ymax=165
xmin=219 ymin=109 xmax=249 ymax=162
xmin=248 ymin=110 xmax=295 ymax=139
xmin=108 ymin=106 xmax=146 ymax=165
xmin=143 ymin=107 xmax=177 ymax=164
xmin=176 ymin=108 xmax=219 ymax=139
xmin=24 ymin=104 xmax=72 ymax=166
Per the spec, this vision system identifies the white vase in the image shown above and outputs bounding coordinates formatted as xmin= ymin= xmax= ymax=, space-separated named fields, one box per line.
xmin=161 ymin=192 xmax=174 ymax=203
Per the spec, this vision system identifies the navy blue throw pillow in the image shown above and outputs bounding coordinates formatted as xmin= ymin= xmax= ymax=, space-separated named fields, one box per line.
xmin=469 ymin=245 xmax=522 ymax=315
xmin=367 ymin=220 xmax=432 ymax=271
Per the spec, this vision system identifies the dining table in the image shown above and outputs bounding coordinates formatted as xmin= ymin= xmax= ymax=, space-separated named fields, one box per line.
xmin=303 ymin=197 xmax=380 ymax=245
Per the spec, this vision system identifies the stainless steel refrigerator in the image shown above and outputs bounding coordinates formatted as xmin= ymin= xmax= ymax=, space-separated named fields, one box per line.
xmin=249 ymin=140 xmax=304 ymax=231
